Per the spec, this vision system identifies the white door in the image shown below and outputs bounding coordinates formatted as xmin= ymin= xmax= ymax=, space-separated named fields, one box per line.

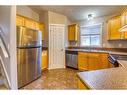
xmin=49 ymin=24 xmax=65 ymax=69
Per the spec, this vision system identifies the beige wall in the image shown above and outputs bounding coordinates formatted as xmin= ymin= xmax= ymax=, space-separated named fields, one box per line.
xmin=39 ymin=11 xmax=49 ymax=47
xmin=40 ymin=11 xmax=71 ymax=47
xmin=48 ymin=11 xmax=67 ymax=24
xmin=17 ymin=6 xmax=39 ymax=21
xmin=75 ymin=14 xmax=127 ymax=48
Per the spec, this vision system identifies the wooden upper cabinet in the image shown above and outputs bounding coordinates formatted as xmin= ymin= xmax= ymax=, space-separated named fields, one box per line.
xmin=121 ymin=9 xmax=127 ymax=39
xmin=16 ymin=15 xmax=25 ymax=26
xmin=24 ymin=18 xmax=39 ymax=30
xmin=16 ymin=15 xmax=40 ymax=30
xmin=121 ymin=8 xmax=127 ymax=26
xmin=108 ymin=16 xmax=122 ymax=40
xmin=68 ymin=24 xmax=78 ymax=41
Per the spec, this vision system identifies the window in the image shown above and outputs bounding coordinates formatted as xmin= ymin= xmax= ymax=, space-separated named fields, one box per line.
xmin=80 ymin=24 xmax=102 ymax=47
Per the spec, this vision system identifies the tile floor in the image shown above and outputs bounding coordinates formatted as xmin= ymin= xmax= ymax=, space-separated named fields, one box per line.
xmin=22 ymin=68 xmax=80 ymax=90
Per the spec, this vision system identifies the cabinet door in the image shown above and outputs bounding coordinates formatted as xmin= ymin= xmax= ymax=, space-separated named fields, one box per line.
xmin=68 ymin=24 xmax=78 ymax=41
xmin=124 ymin=9 xmax=127 ymax=39
xmin=108 ymin=16 xmax=122 ymax=40
xmin=25 ymin=18 xmax=37 ymax=30
xmin=42 ymin=50 xmax=48 ymax=70
xmin=39 ymin=23 xmax=45 ymax=40
xmin=35 ymin=22 xmax=40 ymax=30
xmin=88 ymin=53 xmax=100 ymax=70
xmin=78 ymin=52 xmax=88 ymax=70
xmin=16 ymin=15 xmax=25 ymax=26
xmin=99 ymin=53 xmax=109 ymax=69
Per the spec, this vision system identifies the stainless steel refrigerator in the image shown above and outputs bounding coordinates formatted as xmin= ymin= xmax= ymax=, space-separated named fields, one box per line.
xmin=17 ymin=26 xmax=42 ymax=88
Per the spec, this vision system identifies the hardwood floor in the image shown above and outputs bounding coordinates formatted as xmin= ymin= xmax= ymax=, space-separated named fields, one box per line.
xmin=22 ymin=68 xmax=79 ymax=90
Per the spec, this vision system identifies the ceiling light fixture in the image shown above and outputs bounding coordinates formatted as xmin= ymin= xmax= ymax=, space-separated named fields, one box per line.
xmin=87 ymin=14 xmax=94 ymax=20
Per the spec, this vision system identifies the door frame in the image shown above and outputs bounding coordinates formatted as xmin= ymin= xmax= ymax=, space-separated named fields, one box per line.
xmin=48 ymin=24 xmax=65 ymax=69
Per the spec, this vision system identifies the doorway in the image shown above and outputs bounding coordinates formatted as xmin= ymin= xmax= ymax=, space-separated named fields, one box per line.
xmin=49 ymin=24 xmax=65 ymax=69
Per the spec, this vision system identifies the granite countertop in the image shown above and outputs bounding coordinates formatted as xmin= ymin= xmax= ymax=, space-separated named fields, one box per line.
xmin=77 ymin=60 xmax=127 ymax=89
xmin=66 ymin=48 xmax=127 ymax=55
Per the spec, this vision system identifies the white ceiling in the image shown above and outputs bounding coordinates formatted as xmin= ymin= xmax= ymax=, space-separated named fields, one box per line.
xmin=29 ymin=6 xmax=126 ymax=22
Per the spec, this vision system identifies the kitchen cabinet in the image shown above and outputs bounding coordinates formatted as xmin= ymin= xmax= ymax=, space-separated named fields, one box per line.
xmin=24 ymin=18 xmax=40 ymax=30
xmin=16 ymin=15 xmax=41 ymax=30
xmin=39 ymin=23 xmax=45 ymax=40
xmin=42 ymin=50 xmax=48 ymax=70
xmin=16 ymin=15 xmax=25 ymax=26
xmin=88 ymin=53 xmax=100 ymax=70
xmin=108 ymin=16 xmax=122 ymax=40
xmin=78 ymin=78 xmax=89 ymax=90
xmin=78 ymin=52 xmax=88 ymax=70
xmin=121 ymin=8 xmax=127 ymax=39
xmin=78 ymin=52 xmax=110 ymax=71
xmin=121 ymin=8 xmax=127 ymax=27
xmin=68 ymin=24 xmax=78 ymax=41
xmin=99 ymin=53 xmax=109 ymax=69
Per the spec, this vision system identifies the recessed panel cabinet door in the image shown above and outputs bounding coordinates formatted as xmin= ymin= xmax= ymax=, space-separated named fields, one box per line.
xmin=108 ymin=16 xmax=122 ymax=40
xmin=16 ymin=15 xmax=25 ymax=26
xmin=42 ymin=50 xmax=48 ymax=70
xmin=99 ymin=53 xmax=109 ymax=69
xmin=68 ymin=24 xmax=78 ymax=41
xmin=25 ymin=19 xmax=36 ymax=29
xmin=88 ymin=53 xmax=100 ymax=70
xmin=78 ymin=52 xmax=88 ymax=70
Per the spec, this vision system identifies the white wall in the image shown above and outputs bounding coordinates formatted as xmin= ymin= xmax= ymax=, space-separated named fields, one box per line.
xmin=0 ymin=6 xmax=17 ymax=89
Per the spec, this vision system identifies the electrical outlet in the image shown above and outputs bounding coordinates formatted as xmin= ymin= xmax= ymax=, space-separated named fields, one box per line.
xmin=118 ymin=44 xmax=122 ymax=47
xmin=103 ymin=43 xmax=105 ymax=47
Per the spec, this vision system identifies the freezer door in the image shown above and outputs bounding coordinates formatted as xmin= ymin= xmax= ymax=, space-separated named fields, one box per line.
xmin=17 ymin=26 xmax=42 ymax=47
xmin=17 ymin=47 xmax=42 ymax=88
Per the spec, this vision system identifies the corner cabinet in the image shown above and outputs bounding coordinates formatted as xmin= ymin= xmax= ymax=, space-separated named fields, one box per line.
xmin=108 ymin=16 xmax=122 ymax=40
xmin=68 ymin=24 xmax=78 ymax=41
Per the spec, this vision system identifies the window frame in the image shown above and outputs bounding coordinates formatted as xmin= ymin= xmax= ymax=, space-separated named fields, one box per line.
xmin=80 ymin=23 xmax=103 ymax=47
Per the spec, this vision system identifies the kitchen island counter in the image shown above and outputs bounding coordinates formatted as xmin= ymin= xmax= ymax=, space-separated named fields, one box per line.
xmin=66 ymin=48 xmax=127 ymax=55
xmin=77 ymin=60 xmax=127 ymax=89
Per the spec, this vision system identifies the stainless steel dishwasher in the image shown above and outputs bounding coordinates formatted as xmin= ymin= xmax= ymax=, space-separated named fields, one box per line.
xmin=66 ymin=51 xmax=78 ymax=69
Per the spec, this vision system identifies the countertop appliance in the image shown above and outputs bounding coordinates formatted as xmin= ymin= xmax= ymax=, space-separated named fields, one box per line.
xmin=66 ymin=51 xmax=78 ymax=69
xmin=17 ymin=26 xmax=42 ymax=88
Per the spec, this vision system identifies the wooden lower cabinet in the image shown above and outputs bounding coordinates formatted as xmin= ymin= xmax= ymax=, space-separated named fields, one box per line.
xmin=42 ymin=50 xmax=48 ymax=70
xmin=78 ymin=78 xmax=89 ymax=90
xmin=88 ymin=53 xmax=100 ymax=70
xmin=78 ymin=52 xmax=88 ymax=70
xmin=99 ymin=53 xmax=109 ymax=69
xmin=78 ymin=52 xmax=110 ymax=71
